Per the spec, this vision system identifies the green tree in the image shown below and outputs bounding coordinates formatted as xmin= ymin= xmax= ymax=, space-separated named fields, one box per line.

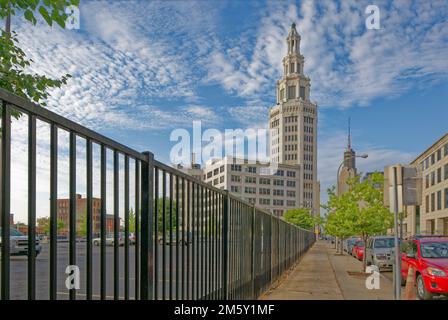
xmin=348 ymin=172 xmax=394 ymax=271
xmin=283 ymin=208 xmax=315 ymax=231
xmin=37 ymin=216 xmax=64 ymax=235
xmin=157 ymin=198 xmax=177 ymax=234
xmin=323 ymin=186 xmax=357 ymax=254
xmin=1 ymin=0 xmax=78 ymax=105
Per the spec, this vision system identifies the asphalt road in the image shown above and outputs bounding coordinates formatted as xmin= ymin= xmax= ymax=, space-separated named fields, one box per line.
xmin=6 ymin=241 xmax=225 ymax=300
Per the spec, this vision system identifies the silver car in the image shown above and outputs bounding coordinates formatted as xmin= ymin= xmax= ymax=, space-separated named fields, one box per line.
xmin=0 ymin=227 xmax=42 ymax=257
xmin=365 ymin=236 xmax=396 ymax=270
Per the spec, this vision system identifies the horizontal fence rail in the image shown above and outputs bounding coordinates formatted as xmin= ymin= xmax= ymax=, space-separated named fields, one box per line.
xmin=0 ymin=88 xmax=315 ymax=300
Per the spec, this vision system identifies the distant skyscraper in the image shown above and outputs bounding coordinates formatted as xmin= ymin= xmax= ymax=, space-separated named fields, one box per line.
xmin=269 ymin=23 xmax=319 ymax=213
xmin=338 ymin=119 xmax=357 ymax=195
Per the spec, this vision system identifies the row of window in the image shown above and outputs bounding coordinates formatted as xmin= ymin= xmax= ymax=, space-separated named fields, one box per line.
xmin=285 ymin=144 xmax=298 ymax=151
xmin=285 ymin=154 xmax=298 ymax=161
xmin=256 ymin=198 xmax=296 ymax=207
xmin=304 ymin=135 xmax=313 ymax=143
xmin=285 ymin=125 xmax=298 ymax=133
xmin=284 ymin=116 xmax=298 ymax=123
xmin=304 ymin=125 xmax=313 ymax=134
xmin=230 ymin=186 xmax=297 ymax=197
xmin=425 ymin=164 xmax=448 ymax=188
xmin=425 ymin=188 xmax=448 ymax=212
xmin=304 ymin=144 xmax=314 ymax=152
xmin=422 ymin=143 xmax=448 ymax=170
xmin=285 ymin=135 xmax=298 ymax=142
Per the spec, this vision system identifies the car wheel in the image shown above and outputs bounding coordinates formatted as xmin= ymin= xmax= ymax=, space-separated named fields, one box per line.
xmin=416 ymin=274 xmax=433 ymax=300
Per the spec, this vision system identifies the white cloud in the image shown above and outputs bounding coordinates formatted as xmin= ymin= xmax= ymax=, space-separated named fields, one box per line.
xmin=204 ymin=0 xmax=448 ymax=108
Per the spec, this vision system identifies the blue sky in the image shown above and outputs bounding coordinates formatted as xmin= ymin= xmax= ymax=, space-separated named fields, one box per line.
xmin=6 ymin=0 xmax=448 ymax=222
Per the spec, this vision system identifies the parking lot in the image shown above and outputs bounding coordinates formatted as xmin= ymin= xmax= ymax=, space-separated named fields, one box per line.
xmin=6 ymin=241 xmax=221 ymax=300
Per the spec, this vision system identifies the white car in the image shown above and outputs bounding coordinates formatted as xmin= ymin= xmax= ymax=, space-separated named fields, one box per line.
xmin=93 ymin=233 xmax=126 ymax=246
xmin=0 ymin=228 xmax=42 ymax=257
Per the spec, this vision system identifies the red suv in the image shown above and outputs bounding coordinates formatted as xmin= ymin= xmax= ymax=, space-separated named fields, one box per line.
xmin=352 ymin=240 xmax=365 ymax=261
xmin=401 ymin=237 xmax=448 ymax=300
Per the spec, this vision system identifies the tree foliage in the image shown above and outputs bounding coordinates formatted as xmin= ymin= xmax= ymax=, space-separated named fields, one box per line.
xmin=283 ymin=208 xmax=316 ymax=231
xmin=36 ymin=216 xmax=64 ymax=235
xmin=0 ymin=0 xmax=78 ymax=107
xmin=323 ymin=172 xmax=393 ymax=269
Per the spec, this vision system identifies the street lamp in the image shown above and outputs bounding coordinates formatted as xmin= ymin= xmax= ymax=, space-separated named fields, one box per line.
xmin=336 ymin=153 xmax=368 ymax=195
xmin=334 ymin=153 xmax=368 ymax=253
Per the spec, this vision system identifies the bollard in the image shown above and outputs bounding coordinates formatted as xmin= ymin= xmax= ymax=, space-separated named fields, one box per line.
xmin=404 ymin=266 xmax=416 ymax=300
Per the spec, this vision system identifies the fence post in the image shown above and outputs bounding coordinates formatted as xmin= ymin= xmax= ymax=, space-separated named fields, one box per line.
xmin=222 ymin=191 xmax=229 ymax=300
xmin=251 ymin=204 xmax=256 ymax=299
xmin=141 ymin=151 xmax=154 ymax=300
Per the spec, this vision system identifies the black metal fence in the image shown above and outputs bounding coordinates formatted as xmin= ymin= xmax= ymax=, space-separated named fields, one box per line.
xmin=0 ymin=88 xmax=315 ymax=300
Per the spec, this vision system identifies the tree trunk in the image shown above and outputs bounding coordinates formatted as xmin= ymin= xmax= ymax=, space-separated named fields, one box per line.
xmin=362 ymin=236 xmax=368 ymax=273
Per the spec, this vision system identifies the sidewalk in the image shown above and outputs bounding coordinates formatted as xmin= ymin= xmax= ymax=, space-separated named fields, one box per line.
xmin=263 ymin=240 xmax=395 ymax=300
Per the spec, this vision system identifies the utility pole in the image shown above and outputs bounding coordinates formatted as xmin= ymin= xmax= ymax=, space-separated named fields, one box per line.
xmin=392 ymin=166 xmax=401 ymax=300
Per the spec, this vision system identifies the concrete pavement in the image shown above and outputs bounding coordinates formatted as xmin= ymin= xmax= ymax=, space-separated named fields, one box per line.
xmin=263 ymin=240 xmax=395 ymax=300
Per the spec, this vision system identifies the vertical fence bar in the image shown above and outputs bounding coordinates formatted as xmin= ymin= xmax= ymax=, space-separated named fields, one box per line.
xmin=187 ymin=180 xmax=191 ymax=300
xmin=201 ymin=186 xmax=205 ymax=299
xmin=100 ymin=145 xmax=107 ymax=299
xmin=27 ymin=115 xmax=36 ymax=300
xmin=175 ymin=175 xmax=179 ymax=300
xmin=162 ymin=170 xmax=166 ymax=300
xmin=191 ymin=182 xmax=196 ymax=300
xmin=181 ymin=177 xmax=185 ymax=300
xmin=69 ymin=132 xmax=76 ymax=300
xmin=169 ymin=173 xmax=173 ymax=300
xmin=49 ymin=124 xmax=57 ymax=300
xmin=153 ymin=167 xmax=159 ymax=300
xmin=134 ymin=160 xmax=140 ymax=300
xmin=1 ymin=102 xmax=11 ymax=300
xmin=124 ymin=155 xmax=129 ymax=300
xmin=140 ymin=151 xmax=154 ymax=300
xmin=222 ymin=191 xmax=229 ymax=300
xmin=86 ymin=139 xmax=93 ymax=300
xmin=113 ymin=150 xmax=119 ymax=300
xmin=251 ymin=205 xmax=255 ymax=299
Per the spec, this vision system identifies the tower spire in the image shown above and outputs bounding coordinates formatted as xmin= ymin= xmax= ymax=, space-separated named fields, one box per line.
xmin=347 ymin=117 xmax=352 ymax=150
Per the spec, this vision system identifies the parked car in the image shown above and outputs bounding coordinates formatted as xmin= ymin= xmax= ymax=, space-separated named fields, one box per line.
xmin=365 ymin=236 xmax=396 ymax=270
xmin=344 ymin=237 xmax=360 ymax=255
xmin=352 ymin=240 xmax=365 ymax=261
xmin=93 ymin=233 xmax=125 ymax=246
xmin=158 ymin=231 xmax=193 ymax=245
xmin=401 ymin=236 xmax=448 ymax=300
xmin=0 ymin=227 xmax=42 ymax=257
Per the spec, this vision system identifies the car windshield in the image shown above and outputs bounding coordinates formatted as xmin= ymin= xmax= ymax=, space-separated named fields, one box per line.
xmin=357 ymin=241 xmax=365 ymax=247
xmin=374 ymin=238 xmax=395 ymax=248
xmin=420 ymin=242 xmax=448 ymax=258
xmin=0 ymin=228 xmax=24 ymax=237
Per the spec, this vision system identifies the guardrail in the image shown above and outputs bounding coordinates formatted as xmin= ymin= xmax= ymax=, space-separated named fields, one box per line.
xmin=0 ymin=88 xmax=315 ymax=300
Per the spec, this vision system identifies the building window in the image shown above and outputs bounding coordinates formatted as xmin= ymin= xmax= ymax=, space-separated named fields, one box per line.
xmin=231 ymin=164 xmax=242 ymax=172
xmin=287 ymin=200 xmax=296 ymax=207
xmin=431 ymin=153 xmax=435 ymax=165
xmin=431 ymin=193 xmax=435 ymax=212
xmin=230 ymin=186 xmax=240 ymax=193
xmin=207 ymin=171 xmax=212 ymax=178
xmin=444 ymin=144 xmax=448 ymax=157
xmin=287 ymin=190 xmax=296 ymax=197
xmin=437 ymin=149 xmax=442 ymax=161
xmin=220 ymin=175 xmax=224 ymax=183
xmin=231 ymin=175 xmax=241 ymax=182
xmin=438 ymin=168 xmax=442 ymax=183
xmin=426 ymin=195 xmax=429 ymax=213
xmin=245 ymin=176 xmax=256 ymax=184
xmin=288 ymin=85 xmax=296 ymax=99
xmin=280 ymin=88 xmax=285 ymax=100
xmin=273 ymin=179 xmax=284 ymax=186
xmin=287 ymin=181 xmax=296 ymax=187
xmin=273 ymin=189 xmax=284 ymax=196
xmin=220 ymin=165 xmax=224 ymax=173
xmin=299 ymin=86 xmax=305 ymax=99
xmin=247 ymin=166 xmax=256 ymax=173
xmin=259 ymin=178 xmax=270 ymax=185
xmin=214 ymin=168 xmax=219 ymax=175
xmin=445 ymin=188 xmax=448 ymax=209
xmin=213 ymin=178 xmax=218 ymax=186
xmin=426 ymin=174 xmax=430 ymax=189
xmin=290 ymin=62 xmax=295 ymax=73
xmin=445 ymin=164 xmax=448 ymax=180
xmin=287 ymin=170 xmax=296 ymax=177
xmin=437 ymin=190 xmax=442 ymax=211
xmin=431 ymin=171 xmax=435 ymax=186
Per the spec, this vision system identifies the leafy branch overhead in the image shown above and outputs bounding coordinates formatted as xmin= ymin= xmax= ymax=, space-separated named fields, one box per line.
xmin=0 ymin=0 xmax=80 ymax=28
xmin=0 ymin=0 xmax=79 ymax=107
